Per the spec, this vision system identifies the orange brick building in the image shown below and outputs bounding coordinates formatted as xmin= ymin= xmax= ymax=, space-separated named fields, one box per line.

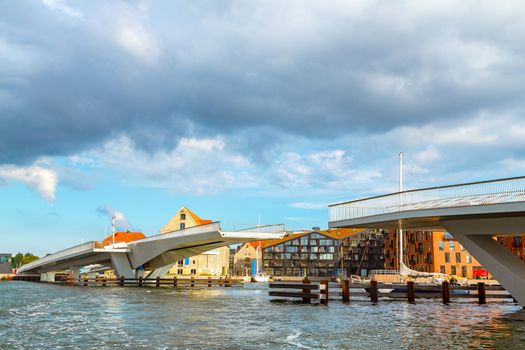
xmin=497 ymin=236 xmax=525 ymax=261
xmin=384 ymin=229 xmax=485 ymax=278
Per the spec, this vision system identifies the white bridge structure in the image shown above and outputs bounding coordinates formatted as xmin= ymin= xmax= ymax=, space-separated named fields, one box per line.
xmin=329 ymin=176 xmax=525 ymax=306
xmin=18 ymin=223 xmax=285 ymax=282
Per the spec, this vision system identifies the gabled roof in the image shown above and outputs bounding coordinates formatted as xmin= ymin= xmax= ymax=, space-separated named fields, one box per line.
xmin=183 ymin=207 xmax=213 ymax=225
xmin=101 ymin=231 xmax=145 ymax=246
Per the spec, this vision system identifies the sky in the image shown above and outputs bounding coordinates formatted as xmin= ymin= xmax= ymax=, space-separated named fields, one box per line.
xmin=1 ymin=1 xmax=525 ymax=256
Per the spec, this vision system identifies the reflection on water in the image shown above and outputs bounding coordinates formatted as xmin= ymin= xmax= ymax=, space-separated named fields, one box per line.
xmin=0 ymin=282 xmax=524 ymax=349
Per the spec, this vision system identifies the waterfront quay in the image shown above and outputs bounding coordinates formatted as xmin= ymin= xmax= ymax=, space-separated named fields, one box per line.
xmin=1 ymin=281 xmax=524 ymax=349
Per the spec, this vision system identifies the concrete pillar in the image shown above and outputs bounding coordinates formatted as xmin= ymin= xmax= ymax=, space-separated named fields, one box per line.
xmin=43 ymin=271 xmax=55 ymax=282
xmin=145 ymin=263 xmax=173 ymax=279
xmin=443 ymin=218 xmax=525 ymax=307
xmin=70 ymin=267 xmax=80 ymax=281
xmin=110 ymin=253 xmax=134 ymax=278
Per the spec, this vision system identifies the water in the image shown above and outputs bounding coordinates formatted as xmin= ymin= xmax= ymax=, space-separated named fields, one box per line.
xmin=1 ymin=282 xmax=524 ymax=349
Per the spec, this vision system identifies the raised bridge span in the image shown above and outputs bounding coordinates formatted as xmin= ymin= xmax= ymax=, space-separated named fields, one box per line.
xmin=18 ymin=223 xmax=285 ymax=281
xmin=328 ymin=176 xmax=525 ymax=306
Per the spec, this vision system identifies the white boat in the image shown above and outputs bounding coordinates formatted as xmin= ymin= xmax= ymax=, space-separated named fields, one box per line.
xmin=252 ymin=239 xmax=270 ymax=282
xmin=253 ymin=273 xmax=270 ymax=283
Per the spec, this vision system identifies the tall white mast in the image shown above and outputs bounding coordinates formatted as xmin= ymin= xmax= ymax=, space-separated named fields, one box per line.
xmin=111 ymin=215 xmax=116 ymax=247
xmin=399 ymin=152 xmax=404 ymax=272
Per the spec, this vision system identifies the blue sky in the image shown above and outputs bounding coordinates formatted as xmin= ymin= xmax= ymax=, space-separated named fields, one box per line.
xmin=2 ymin=1 xmax=525 ymax=256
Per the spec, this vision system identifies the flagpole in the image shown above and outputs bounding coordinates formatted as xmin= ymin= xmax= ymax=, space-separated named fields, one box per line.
xmin=399 ymin=152 xmax=404 ymax=273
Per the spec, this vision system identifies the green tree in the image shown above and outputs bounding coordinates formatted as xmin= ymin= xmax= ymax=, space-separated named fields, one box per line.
xmin=21 ymin=253 xmax=39 ymax=266
xmin=11 ymin=253 xmax=23 ymax=269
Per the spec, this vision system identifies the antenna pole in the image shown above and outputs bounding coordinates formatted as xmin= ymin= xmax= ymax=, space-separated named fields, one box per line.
xmin=399 ymin=152 xmax=404 ymax=273
xmin=112 ymin=215 xmax=116 ymax=247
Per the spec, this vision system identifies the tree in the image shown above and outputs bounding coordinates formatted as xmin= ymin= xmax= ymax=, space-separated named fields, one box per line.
xmin=11 ymin=253 xmax=23 ymax=269
xmin=11 ymin=252 xmax=39 ymax=268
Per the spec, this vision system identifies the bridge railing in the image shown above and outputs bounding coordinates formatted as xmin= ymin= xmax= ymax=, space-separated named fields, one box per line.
xmin=17 ymin=241 xmax=97 ymax=273
xmin=329 ymin=176 xmax=525 ymax=223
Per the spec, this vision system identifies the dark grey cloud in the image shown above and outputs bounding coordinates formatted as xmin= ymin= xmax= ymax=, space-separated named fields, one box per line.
xmin=1 ymin=1 xmax=525 ymax=165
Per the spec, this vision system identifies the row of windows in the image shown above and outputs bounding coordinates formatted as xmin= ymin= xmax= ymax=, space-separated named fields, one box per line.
xmin=438 ymin=240 xmax=465 ymax=251
xmin=0 ymin=256 xmax=10 ymax=263
xmin=443 ymin=252 xmax=472 ymax=264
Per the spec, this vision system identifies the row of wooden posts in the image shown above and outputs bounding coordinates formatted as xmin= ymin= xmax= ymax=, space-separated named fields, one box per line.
xmin=63 ymin=276 xmax=243 ymax=288
xmin=269 ymin=278 xmax=514 ymax=305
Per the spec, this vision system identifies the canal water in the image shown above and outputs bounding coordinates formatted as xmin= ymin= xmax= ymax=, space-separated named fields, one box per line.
xmin=1 ymin=282 xmax=524 ymax=349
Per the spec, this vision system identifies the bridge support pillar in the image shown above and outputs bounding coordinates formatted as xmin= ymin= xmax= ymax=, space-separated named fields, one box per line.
xmin=443 ymin=218 xmax=525 ymax=307
xmin=70 ymin=267 xmax=80 ymax=281
xmin=110 ymin=253 xmax=134 ymax=278
xmin=40 ymin=271 xmax=56 ymax=282
xmin=145 ymin=263 xmax=174 ymax=279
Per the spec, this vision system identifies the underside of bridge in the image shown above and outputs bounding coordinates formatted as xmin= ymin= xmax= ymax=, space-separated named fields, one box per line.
xmin=329 ymin=204 xmax=525 ymax=307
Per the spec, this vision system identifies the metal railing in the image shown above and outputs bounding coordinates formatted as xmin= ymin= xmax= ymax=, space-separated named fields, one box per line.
xmin=17 ymin=241 xmax=97 ymax=273
xmin=329 ymin=176 xmax=525 ymax=223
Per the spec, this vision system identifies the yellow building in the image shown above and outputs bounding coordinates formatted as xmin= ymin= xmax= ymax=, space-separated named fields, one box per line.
xmin=160 ymin=207 xmax=230 ymax=276
xmin=233 ymin=242 xmax=259 ymax=276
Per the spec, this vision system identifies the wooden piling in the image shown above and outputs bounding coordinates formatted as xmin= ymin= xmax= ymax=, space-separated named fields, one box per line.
xmin=102 ymin=278 xmax=107 ymax=287
xmin=370 ymin=280 xmax=378 ymax=303
xmin=155 ymin=276 xmax=160 ymax=287
xmin=407 ymin=281 xmax=415 ymax=304
xmin=173 ymin=276 xmax=177 ymax=288
xmin=302 ymin=278 xmax=311 ymax=303
xmin=442 ymin=281 xmax=450 ymax=304
xmin=478 ymin=282 xmax=486 ymax=305
xmin=342 ymin=279 xmax=350 ymax=303
xmin=83 ymin=277 xmax=88 ymax=287
xmin=320 ymin=280 xmax=329 ymax=305
xmin=208 ymin=277 xmax=212 ymax=287
xmin=138 ymin=276 xmax=143 ymax=287
xmin=191 ymin=276 xmax=195 ymax=288
xmin=119 ymin=276 xmax=124 ymax=287
xmin=219 ymin=277 xmax=223 ymax=287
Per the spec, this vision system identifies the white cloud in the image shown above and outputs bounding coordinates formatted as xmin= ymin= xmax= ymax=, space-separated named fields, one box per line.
xmin=0 ymin=162 xmax=57 ymax=201
xmin=289 ymin=202 xmax=326 ymax=210
xmin=96 ymin=205 xmax=134 ymax=232
xmin=116 ymin=21 xmax=160 ymax=62
xmin=42 ymin=0 xmax=83 ymax=18
xmin=78 ymin=135 xmax=254 ymax=194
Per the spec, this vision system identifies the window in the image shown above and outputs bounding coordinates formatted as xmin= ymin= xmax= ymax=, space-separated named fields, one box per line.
xmin=360 ymin=269 xmax=367 ymax=277
xmin=351 ymin=239 xmax=358 ymax=247
xmin=177 ymin=260 xmax=184 ymax=267
xmin=0 ymin=256 xmax=8 ymax=263
xmin=180 ymin=213 xmax=186 ymax=220
xmin=440 ymin=265 xmax=445 ymax=274
xmin=319 ymin=254 xmax=333 ymax=260
xmin=310 ymin=240 xmax=318 ymax=246
xmin=180 ymin=222 xmax=185 ymax=230
xmin=177 ymin=269 xmax=183 ymax=274
xmin=190 ymin=269 xmax=197 ymax=274
xmin=311 ymin=246 xmax=319 ymax=253
xmin=310 ymin=254 xmax=318 ymax=260
xmin=449 ymin=241 xmax=455 ymax=251
xmin=451 ymin=266 xmax=456 ymax=275
xmin=328 ymin=246 xmax=335 ymax=253
xmin=192 ymin=260 xmax=196 ymax=265
xmin=466 ymin=254 xmax=472 ymax=264
xmin=461 ymin=266 xmax=467 ymax=277
xmin=320 ymin=239 xmax=333 ymax=246
xmin=445 ymin=252 xmax=450 ymax=263
xmin=286 ymin=246 xmax=298 ymax=253
xmin=300 ymin=237 xmax=309 ymax=245
xmin=456 ymin=253 xmax=461 ymax=263
xmin=438 ymin=240 xmax=444 ymax=251
xmin=292 ymin=239 xmax=299 ymax=246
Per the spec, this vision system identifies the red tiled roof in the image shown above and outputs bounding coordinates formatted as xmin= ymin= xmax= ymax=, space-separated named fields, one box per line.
xmin=184 ymin=207 xmax=213 ymax=225
xmin=101 ymin=231 xmax=145 ymax=246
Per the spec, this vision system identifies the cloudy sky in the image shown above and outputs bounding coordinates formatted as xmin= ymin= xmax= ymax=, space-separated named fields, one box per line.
xmin=2 ymin=1 xmax=525 ymax=255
